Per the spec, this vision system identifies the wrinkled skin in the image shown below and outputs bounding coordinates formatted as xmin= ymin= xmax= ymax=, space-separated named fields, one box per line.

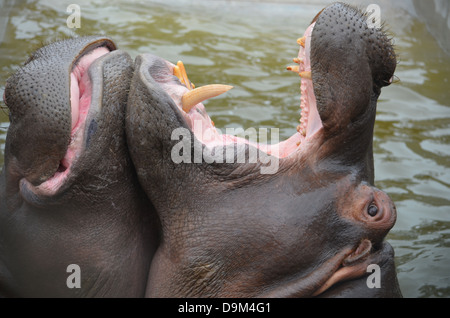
xmin=0 ymin=36 xmax=159 ymax=297
xmin=126 ymin=2 xmax=402 ymax=297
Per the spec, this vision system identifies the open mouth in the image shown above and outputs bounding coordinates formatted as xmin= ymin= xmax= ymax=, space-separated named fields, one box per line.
xmin=156 ymin=22 xmax=323 ymax=158
xmin=29 ymin=46 xmax=112 ymax=195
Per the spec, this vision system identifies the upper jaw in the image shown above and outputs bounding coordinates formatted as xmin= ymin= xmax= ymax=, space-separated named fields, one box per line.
xmin=19 ymin=40 xmax=118 ymax=200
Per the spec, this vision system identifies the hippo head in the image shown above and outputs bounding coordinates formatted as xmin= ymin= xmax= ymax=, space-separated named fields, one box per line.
xmin=0 ymin=37 xmax=157 ymax=297
xmin=125 ymin=2 xmax=401 ymax=297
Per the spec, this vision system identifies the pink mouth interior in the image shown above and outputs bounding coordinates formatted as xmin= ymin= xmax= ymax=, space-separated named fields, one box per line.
xmin=162 ymin=23 xmax=322 ymax=158
xmin=35 ymin=47 xmax=110 ymax=194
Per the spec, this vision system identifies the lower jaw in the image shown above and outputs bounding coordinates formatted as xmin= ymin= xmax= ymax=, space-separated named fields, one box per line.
xmin=21 ymin=130 xmax=87 ymax=199
xmin=180 ymin=112 xmax=320 ymax=161
xmin=173 ymin=85 xmax=314 ymax=160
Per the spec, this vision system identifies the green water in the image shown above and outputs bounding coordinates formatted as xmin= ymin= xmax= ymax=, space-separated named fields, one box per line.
xmin=0 ymin=0 xmax=449 ymax=298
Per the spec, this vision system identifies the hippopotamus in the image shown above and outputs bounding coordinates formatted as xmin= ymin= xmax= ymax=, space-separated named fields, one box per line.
xmin=125 ymin=2 xmax=402 ymax=297
xmin=0 ymin=36 xmax=159 ymax=297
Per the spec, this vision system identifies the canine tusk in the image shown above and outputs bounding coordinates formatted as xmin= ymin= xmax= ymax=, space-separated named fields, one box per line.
xmin=299 ymin=71 xmax=312 ymax=80
xmin=173 ymin=65 xmax=183 ymax=84
xmin=174 ymin=61 xmax=194 ymax=90
xmin=182 ymin=84 xmax=233 ymax=113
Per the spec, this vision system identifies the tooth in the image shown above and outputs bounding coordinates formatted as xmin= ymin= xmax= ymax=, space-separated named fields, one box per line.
xmin=173 ymin=65 xmax=183 ymax=84
xmin=299 ymin=71 xmax=312 ymax=80
xmin=182 ymin=84 xmax=233 ymax=113
xmin=297 ymin=36 xmax=306 ymax=47
xmin=174 ymin=61 xmax=194 ymax=90
xmin=286 ymin=65 xmax=300 ymax=73
xmin=293 ymin=57 xmax=303 ymax=64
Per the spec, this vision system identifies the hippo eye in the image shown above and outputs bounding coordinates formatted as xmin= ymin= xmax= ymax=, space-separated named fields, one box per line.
xmin=367 ymin=204 xmax=378 ymax=217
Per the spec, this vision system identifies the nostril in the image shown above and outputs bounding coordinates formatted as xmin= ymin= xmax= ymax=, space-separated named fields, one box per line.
xmin=367 ymin=204 xmax=378 ymax=217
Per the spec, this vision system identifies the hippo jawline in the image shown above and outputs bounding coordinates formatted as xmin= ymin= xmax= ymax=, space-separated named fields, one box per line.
xmin=147 ymin=23 xmax=322 ymax=161
xmin=23 ymin=45 xmax=112 ymax=196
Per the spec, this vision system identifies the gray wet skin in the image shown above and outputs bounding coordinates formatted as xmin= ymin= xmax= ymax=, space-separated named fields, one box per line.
xmin=0 ymin=36 xmax=159 ymax=297
xmin=126 ymin=2 xmax=402 ymax=297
